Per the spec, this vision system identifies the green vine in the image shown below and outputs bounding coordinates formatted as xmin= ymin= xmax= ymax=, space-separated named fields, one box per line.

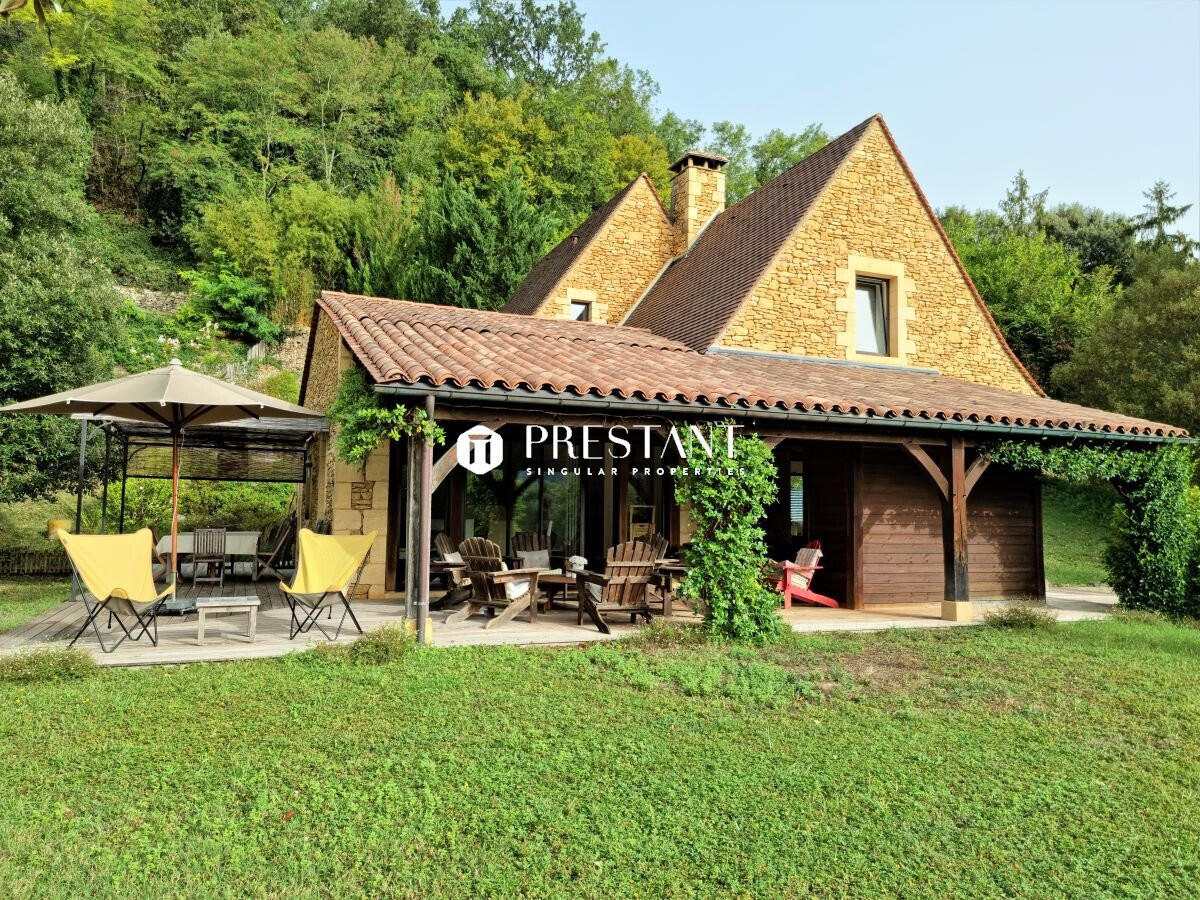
xmin=674 ymin=424 xmax=784 ymax=644
xmin=987 ymin=439 xmax=1199 ymax=617
xmin=329 ymin=368 xmax=445 ymax=466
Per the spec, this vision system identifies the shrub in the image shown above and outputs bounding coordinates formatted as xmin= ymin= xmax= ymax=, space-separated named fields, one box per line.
xmin=312 ymin=625 xmax=416 ymax=665
xmin=0 ymin=648 xmax=96 ymax=683
xmin=673 ymin=426 xmax=784 ymax=644
xmin=181 ymin=251 xmax=280 ymax=345
xmin=328 ymin=368 xmax=443 ymax=466
xmin=989 ymin=440 xmax=1199 ymax=618
xmin=983 ymin=604 xmax=1057 ymax=629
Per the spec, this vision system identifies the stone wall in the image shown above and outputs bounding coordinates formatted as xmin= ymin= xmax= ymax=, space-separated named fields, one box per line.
xmin=116 ymin=285 xmax=187 ymax=314
xmin=535 ymin=176 xmax=675 ymax=325
xmin=714 ymin=121 xmax=1036 ymax=394
xmin=299 ymin=311 xmax=394 ymax=598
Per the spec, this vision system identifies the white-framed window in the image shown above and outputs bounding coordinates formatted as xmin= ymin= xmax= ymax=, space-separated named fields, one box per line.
xmin=569 ymin=301 xmax=591 ymax=321
xmin=855 ymin=277 xmax=890 ymax=355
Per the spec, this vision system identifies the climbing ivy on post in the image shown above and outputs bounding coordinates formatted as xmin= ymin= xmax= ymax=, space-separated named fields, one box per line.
xmin=674 ymin=425 xmax=784 ymax=643
xmin=987 ymin=439 xmax=1198 ymax=618
xmin=328 ymin=368 xmax=444 ymax=466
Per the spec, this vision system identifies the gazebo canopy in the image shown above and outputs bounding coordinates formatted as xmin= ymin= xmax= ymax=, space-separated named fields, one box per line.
xmin=112 ymin=416 xmax=328 ymax=483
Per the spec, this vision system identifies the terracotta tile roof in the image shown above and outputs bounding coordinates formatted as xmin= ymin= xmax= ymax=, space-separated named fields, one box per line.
xmin=503 ymin=175 xmax=656 ymax=315
xmin=625 ymin=116 xmax=874 ymax=349
xmin=316 ymin=291 xmax=1185 ymax=438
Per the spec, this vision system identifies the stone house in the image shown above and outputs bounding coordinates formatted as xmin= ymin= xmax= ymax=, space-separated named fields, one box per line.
xmin=298 ymin=114 xmax=1181 ymax=618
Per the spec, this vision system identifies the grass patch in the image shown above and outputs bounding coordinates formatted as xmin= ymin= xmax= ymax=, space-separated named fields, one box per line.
xmin=0 ymin=577 xmax=70 ymax=634
xmin=984 ymin=603 xmax=1058 ymax=629
xmin=307 ymin=624 xmax=416 ymax=665
xmin=0 ymin=618 xmax=1198 ymax=896
xmin=0 ymin=647 xmax=96 ymax=683
xmin=1042 ymin=480 xmax=1117 ymax=585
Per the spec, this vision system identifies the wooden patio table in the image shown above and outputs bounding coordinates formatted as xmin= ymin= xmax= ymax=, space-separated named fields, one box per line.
xmin=195 ymin=596 xmax=260 ymax=645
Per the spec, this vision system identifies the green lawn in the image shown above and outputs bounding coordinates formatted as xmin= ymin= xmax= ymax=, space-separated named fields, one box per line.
xmin=1 ymin=618 xmax=1197 ymax=897
xmin=0 ymin=577 xmax=70 ymax=634
xmin=1042 ymin=481 xmax=1117 ymax=586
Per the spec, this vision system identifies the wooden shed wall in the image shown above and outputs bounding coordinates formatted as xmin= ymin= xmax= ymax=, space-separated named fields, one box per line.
xmin=857 ymin=446 xmax=1043 ymax=604
xmin=966 ymin=467 xmax=1043 ymax=599
xmin=859 ymin=446 xmax=945 ymax=604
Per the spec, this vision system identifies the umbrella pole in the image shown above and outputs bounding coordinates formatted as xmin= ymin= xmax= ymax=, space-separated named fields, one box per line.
xmin=171 ymin=431 xmax=180 ymax=584
xmin=74 ymin=418 xmax=88 ymax=534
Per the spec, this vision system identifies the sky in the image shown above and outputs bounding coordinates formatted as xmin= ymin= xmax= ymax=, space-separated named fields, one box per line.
xmin=571 ymin=0 xmax=1200 ymax=238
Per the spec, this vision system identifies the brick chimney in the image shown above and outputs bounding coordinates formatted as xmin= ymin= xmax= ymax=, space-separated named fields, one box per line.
xmin=669 ymin=149 xmax=727 ymax=253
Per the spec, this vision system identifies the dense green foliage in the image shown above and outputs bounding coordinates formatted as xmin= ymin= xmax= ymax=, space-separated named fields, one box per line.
xmin=0 ymin=72 xmax=119 ymax=501
xmin=329 ymin=367 xmax=444 ymax=465
xmin=1053 ymin=266 xmax=1200 ymax=434
xmin=674 ymin=428 xmax=783 ymax=643
xmin=180 ymin=251 xmax=280 ymax=344
xmin=0 ymin=617 xmax=1198 ymax=895
xmin=944 ymin=171 xmax=1198 ymax=414
xmin=990 ymin=440 xmax=1200 ymax=617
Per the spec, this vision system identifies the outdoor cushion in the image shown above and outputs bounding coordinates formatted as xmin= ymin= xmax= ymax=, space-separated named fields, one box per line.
xmin=442 ymin=550 xmax=463 ymax=565
xmin=499 ymin=561 xmax=531 ymax=601
xmin=517 ymin=548 xmax=550 ymax=570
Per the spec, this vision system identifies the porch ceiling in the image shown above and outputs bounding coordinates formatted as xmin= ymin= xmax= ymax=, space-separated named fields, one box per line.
xmin=317 ymin=290 xmax=1185 ymax=440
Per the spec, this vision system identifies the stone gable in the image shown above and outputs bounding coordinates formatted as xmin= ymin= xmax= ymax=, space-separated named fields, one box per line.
xmin=533 ymin=176 xmax=674 ymax=325
xmin=714 ymin=121 xmax=1036 ymax=394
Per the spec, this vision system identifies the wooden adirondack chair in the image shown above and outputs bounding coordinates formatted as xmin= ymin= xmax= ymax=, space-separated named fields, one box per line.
xmin=432 ymin=531 xmax=471 ymax=607
xmin=575 ymin=540 xmax=656 ymax=634
xmin=643 ymin=532 xmax=672 ymax=611
xmin=775 ymin=539 xmax=839 ymax=609
xmin=445 ymin=537 xmax=541 ymax=629
xmin=510 ymin=531 xmax=552 ymax=570
xmin=254 ymin=516 xmax=295 ymax=582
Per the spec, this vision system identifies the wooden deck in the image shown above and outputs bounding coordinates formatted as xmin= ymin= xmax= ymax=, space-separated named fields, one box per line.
xmin=0 ymin=578 xmax=1115 ymax=667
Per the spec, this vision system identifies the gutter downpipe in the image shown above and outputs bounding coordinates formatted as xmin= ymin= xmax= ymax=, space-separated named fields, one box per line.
xmin=374 ymin=383 xmax=1185 ymax=445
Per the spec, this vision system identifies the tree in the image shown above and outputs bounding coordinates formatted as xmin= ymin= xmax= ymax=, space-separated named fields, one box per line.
xmin=0 ymin=73 xmax=118 ymax=501
xmin=655 ymin=110 xmax=703 ymax=162
xmin=998 ymin=170 xmax=1048 ymax=236
xmin=942 ymin=205 xmax=1115 ymax=387
xmin=1135 ymin=180 xmax=1197 ymax=256
xmin=708 ymin=120 xmax=828 ymax=204
xmin=403 ymin=170 xmax=558 ymax=309
xmin=1052 ymin=266 xmax=1200 ymax=434
xmin=461 ymin=0 xmax=604 ymax=88
xmin=1037 ymin=203 xmax=1137 ymax=285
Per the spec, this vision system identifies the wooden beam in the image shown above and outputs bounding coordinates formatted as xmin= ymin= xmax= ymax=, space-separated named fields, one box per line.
xmin=849 ymin=446 xmax=864 ymax=610
xmin=964 ymin=454 xmax=991 ymax=497
xmin=416 ymin=394 xmax=435 ymax=644
xmin=431 ymin=418 xmax=503 ymax=491
xmin=901 ymin=441 xmax=949 ymax=501
xmin=945 ymin=436 xmax=969 ymax=603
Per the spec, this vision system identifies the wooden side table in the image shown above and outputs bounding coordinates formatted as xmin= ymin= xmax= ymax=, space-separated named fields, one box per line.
xmin=196 ymin=596 xmax=260 ymax=644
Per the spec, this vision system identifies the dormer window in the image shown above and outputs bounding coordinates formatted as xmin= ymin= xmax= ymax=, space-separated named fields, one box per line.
xmin=855 ymin=277 xmax=889 ymax=355
xmin=570 ymin=301 xmax=592 ymax=321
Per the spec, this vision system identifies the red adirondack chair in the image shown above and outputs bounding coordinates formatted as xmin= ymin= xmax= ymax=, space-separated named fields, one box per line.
xmin=775 ymin=540 xmax=839 ymax=609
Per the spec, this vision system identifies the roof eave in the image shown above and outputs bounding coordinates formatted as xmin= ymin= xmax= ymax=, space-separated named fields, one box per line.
xmin=372 ymin=380 xmax=1186 ymax=443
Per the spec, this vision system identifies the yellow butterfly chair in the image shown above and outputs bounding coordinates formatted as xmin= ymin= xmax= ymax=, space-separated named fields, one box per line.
xmin=280 ymin=529 xmax=377 ymax=640
xmin=57 ymin=529 xmax=175 ymax=653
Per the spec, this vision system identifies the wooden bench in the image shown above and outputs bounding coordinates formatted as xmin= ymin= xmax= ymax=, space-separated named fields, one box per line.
xmin=196 ymin=596 xmax=260 ymax=645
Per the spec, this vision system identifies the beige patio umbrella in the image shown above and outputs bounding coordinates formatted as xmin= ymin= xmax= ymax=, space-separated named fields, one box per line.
xmin=0 ymin=359 xmax=319 ymax=579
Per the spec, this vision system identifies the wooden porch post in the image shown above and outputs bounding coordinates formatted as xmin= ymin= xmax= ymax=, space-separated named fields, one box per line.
xmin=415 ymin=394 xmax=435 ymax=644
xmin=404 ymin=435 xmax=419 ymax=617
xmin=945 ymin=436 xmax=970 ymax=611
xmin=900 ymin=437 xmax=989 ymax=621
